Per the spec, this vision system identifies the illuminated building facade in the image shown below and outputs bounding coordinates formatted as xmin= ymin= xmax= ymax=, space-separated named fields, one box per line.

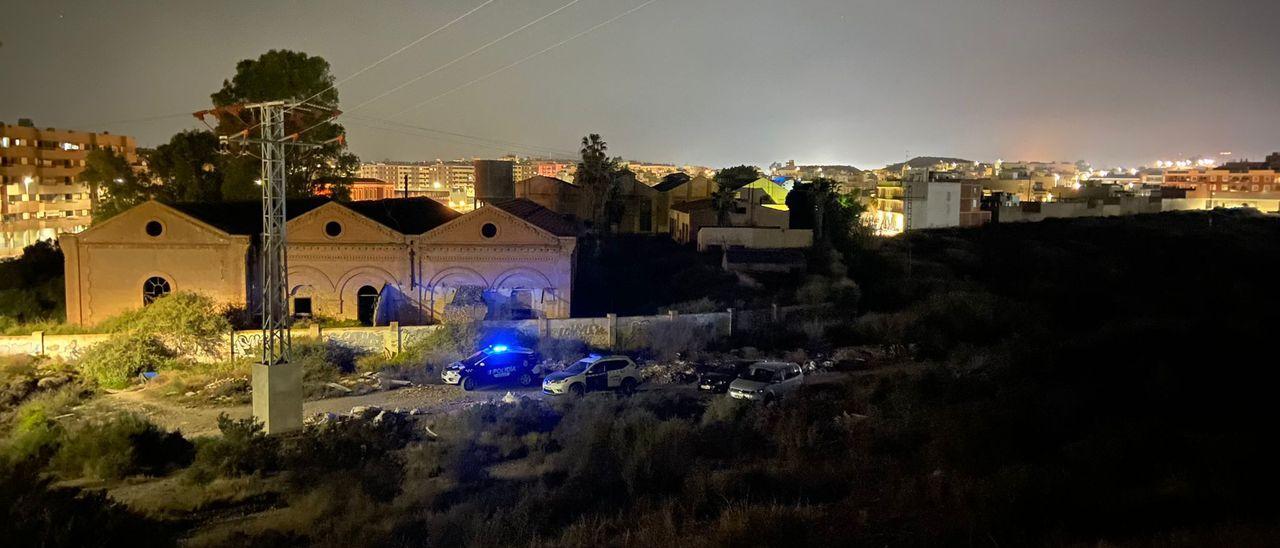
xmin=0 ymin=121 xmax=140 ymax=258
xmin=60 ymin=197 xmax=577 ymax=326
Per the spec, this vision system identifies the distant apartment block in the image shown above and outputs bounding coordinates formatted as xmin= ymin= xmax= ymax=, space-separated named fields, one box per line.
xmin=0 ymin=121 xmax=139 ymax=258
xmin=1160 ymin=154 xmax=1280 ymax=212
xmin=870 ymin=170 xmax=988 ymax=235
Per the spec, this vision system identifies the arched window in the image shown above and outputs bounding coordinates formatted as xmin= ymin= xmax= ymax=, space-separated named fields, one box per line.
xmin=142 ymin=276 xmax=171 ymax=305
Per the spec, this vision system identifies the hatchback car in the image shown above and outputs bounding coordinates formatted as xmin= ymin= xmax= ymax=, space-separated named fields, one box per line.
xmin=728 ymin=361 xmax=804 ymax=402
xmin=442 ymin=345 xmax=542 ymax=391
xmin=542 ymin=355 xmax=641 ymax=396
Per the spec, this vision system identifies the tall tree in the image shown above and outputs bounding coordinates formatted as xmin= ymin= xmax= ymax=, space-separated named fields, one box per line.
xmin=80 ymin=148 xmax=146 ymax=223
xmin=210 ymin=49 xmax=356 ymax=198
xmin=576 ymin=134 xmax=625 ymax=230
xmin=146 ymin=130 xmax=225 ymax=202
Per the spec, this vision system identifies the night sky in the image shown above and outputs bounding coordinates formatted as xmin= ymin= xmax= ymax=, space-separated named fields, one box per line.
xmin=2 ymin=0 xmax=1278 ymax=168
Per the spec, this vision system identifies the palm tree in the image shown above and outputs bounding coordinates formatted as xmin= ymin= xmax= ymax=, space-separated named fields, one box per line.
xmin=711 ymin=184 xmax=736 ymax=226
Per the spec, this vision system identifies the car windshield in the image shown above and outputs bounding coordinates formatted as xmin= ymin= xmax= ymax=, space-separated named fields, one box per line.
xmin=460 ymin=351 xmax=487 ymax=367
xmin=741 ymin=368 xmax=777 ymax=382
xmin=563 ymin=360 xmax=592 ymax=375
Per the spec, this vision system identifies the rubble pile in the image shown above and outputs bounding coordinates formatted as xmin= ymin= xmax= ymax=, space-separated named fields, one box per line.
xmin=638 ymin=360 xmax=696 ymax=384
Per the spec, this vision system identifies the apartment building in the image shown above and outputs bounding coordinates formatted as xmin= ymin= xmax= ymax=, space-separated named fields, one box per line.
xmin=1161 ymin=154 xmax=1280 ymax=212
xmin=869 ymin=170 xmax=988 ymax=235
xmin=0 ymin=121 xmax=139 ymax=258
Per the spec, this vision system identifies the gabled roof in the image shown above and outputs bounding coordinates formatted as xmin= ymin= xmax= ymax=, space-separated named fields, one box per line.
xmin=488 ymin=199 xmax=579 ymax=237
xmin=653 ymin=172 xmax=692 ymax=192
xmin=518 ymin=174 xmax=578 ymax=189
xmin=347 ymin=197 xmax=460 ymax=235
xmin=167 ymin=197 xmax=460 ymax=236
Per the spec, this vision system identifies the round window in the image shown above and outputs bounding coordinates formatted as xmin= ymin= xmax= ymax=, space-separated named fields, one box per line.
xmin=325 ymin=221 xmax=343 ymax=237
xmin=145 ymin=220 xmax=163 ymax=237
xmin=481 ymin=222 xmax=498 ymax=238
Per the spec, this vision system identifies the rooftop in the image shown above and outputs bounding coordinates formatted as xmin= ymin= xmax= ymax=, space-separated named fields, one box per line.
xmin=169 ymin=197 xmax=461 ymax=236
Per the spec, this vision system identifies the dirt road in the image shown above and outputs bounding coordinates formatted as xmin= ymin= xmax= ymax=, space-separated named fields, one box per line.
xmin=92 ymin=383 xmax=547 ymax=437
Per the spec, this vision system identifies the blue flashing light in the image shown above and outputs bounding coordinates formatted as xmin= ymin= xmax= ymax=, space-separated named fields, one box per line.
xmin=491 ymin=344 xmax=509 ymax=353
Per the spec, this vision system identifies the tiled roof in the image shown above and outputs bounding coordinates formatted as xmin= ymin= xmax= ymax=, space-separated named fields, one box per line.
xmin=653 ymin=172 xmax=692 ymax=192
xmin=168 ymin=197 xmax=460 ymax=236
xmin=488 ymin=198 xmax=579 ymax=237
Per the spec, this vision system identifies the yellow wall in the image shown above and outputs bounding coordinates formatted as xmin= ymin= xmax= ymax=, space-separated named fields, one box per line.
xmin=60 ymin=201 xmax=249 ymax=325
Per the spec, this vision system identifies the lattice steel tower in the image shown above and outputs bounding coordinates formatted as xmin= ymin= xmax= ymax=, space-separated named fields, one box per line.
xmin=253 ymin=101 xmax=291 ymax=367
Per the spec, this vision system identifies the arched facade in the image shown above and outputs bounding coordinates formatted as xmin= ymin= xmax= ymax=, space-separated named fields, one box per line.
xmin=60 ymin=198 xmax=576 ymax=326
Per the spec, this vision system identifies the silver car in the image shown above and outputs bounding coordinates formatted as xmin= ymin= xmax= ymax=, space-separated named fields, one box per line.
xmin=728 ymin=361 xmax=804 ymax=402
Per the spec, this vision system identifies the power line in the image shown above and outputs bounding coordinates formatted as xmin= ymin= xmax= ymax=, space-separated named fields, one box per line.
xmin=392 ymin=0 xmax=660 ymax=117
xmin=283 ymin=0 xmax=497 ymax=117
xmin=73 ymin=112 xmax=194 ymax=131
xmin=349 ymin=0 xmax=584 ymax=112
xmin=348 ymin=114 xmax=578 ymax=158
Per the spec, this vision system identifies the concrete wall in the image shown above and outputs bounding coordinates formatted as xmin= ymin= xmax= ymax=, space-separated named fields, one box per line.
xmin=697 ymin=226 xmax=813 ymax=252
xmin=994 ymin=196 xmax=1167 ymax=223
xmin=0 ymin=310 xmax=747 ymax=360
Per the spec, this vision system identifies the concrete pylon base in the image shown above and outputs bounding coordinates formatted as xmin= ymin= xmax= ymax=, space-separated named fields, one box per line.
xmin=252 ymin=362 xmax=303 ymax=434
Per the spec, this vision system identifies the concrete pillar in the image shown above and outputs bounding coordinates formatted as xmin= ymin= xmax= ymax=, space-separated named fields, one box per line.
xmin=606 ymin=313 xmax=618 ymax=350
xmin=727 ymin=308 xmax=736 ymax=336
xmin=309 ymin=323 xmax=322 ymax=340
xmin=771 ymin=303 xmax=780 ymax=323
xmin=32 ymin=331 xmax=44 ymax=356
xmin=667 ymin=310 xmax=678 ymax=320
xmin=252 ymin=362 xmax=303 ymax=435
xmin=389 ymin=321 xmax=401 ymax=355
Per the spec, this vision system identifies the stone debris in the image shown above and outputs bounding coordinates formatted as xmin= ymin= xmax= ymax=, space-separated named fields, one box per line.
xmin=500 ymin=391 xmax=521 ymax=404
xmin=325 ymin=382 xmax=353 ymax=394
xmin=350 ymin=405 xmax=381 ymax=418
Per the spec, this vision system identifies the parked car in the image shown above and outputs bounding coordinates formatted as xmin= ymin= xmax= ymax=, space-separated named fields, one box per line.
xmin=697 ymin=360 xmax=756 ymax=394
xmin=442 ymin=345 xmax=542 ymax=391
xmin=542 ymin=355 xmax=641 ymax=396
xmin=728 ymin=361 xmax=804 ymax=402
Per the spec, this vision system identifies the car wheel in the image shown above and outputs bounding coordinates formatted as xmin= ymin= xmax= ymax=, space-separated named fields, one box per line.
xmin=620 ymin=378 xmax=637 ymax=396
xmin=462 ymin=376 xmax=477 ymax=392
xmin=518 ymin=372 xmax=534 ymax=387
xmin=569 ymin=383 xmax=585 ymax=397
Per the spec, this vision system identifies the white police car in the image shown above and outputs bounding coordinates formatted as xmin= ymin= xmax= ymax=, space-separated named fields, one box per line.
xmin=441 ymin=345 xmax=542 ymax=391
xmin=542 ymin=354 xmax=641 ymax=396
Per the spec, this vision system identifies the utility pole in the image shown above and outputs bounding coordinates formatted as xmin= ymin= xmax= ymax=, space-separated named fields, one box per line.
xmin=403 ymin=173 xmax=409 ymax=199
xmin=250 ymin=101 xmax=299 ymax=434
xmin=200 ymin=100 xmax=336 ymax=434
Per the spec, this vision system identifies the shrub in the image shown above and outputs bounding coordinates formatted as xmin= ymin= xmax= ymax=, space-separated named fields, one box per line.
xmin=96 ymin=291 xmax=231 ymax=357
xmin=292 ymin=340 xmax=360 ymax=385
xmin=188 ymin=414 xmax=279 ymax=482
xmin=0 ymin=458 xmax=173 ymax=547
xmin=77 ymin=332 xmax=174 ymax=389
xmin=51 ymin=413 xmax=193 ymax=480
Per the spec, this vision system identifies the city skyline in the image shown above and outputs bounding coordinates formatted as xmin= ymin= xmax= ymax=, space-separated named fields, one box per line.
xmin=3 ymin=0 xmax=1279 ymax=169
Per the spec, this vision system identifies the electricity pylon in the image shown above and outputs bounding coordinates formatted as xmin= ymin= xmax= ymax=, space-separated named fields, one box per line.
xmin=197 ymin=101 xmax=338 ymax=433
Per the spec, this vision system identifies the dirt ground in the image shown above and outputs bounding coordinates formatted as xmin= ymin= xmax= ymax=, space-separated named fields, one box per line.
xmin=86 ymin=382 xmax=548 ymax=437
xmin=80 ymin=369 xmax=868 ymax=438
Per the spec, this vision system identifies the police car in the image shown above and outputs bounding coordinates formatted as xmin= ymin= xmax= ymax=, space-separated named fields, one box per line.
xmin=542 ymin=354 xmax=641 ymax=396
xmin=441 ymin=345 xmax=542 ymax=391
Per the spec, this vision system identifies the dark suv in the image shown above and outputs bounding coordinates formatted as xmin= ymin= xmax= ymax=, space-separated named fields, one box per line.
xmin=441 ymin=345 xmax=542 ymax=391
